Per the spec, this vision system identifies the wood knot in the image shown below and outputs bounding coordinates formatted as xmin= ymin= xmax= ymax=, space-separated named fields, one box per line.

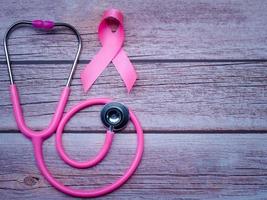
xmin=23 ymin=176 xmax=39 ymax=186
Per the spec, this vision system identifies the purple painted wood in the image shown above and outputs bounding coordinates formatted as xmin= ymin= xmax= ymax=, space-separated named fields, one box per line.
xmin=1 ymin=62 xmax=267 ymax=131
xmin=1 ymin=133 xmax=267 ymax=200
xmin=0 ymin=0 xmax=267 ymax=199
xmin=0 ymin=0 xmax=267 ymax=61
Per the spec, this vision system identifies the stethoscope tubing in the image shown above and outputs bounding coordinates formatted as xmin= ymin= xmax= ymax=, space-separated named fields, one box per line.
xmin=5 ymin=20 xmax=82 ymax=139
xmin=56 ymin=98 xmax=114 ymax=169
xmin=32 ymin=98 xmax=144 ymax=198
xmin=10 ymin=85 xmax=70 ymax=139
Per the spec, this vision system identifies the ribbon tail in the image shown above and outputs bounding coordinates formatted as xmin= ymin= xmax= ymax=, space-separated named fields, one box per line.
xmin=81 ymin=47 xmax=113 ymax=92
xmin=112 ymin=49 xmax=137 ymax=93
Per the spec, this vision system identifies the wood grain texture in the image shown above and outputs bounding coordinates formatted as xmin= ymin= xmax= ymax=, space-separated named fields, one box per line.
xmin=0 ymin=0 xmax=267 ymax=61
xmin=1 ymin=62 xmax=267 ymax=131
xmin=0 ymin=133 xmax=267 ymax=200
xmin=1 ymin=0 xmax=267 ymax=199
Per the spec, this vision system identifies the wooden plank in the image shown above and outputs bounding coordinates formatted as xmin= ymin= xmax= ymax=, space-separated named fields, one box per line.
xmin=0 ymin=0 xmax=267 ymax=61
xmin=1 ymin=62 xmax=267 ymax=131
xmin=0 ymin=133 xmax=267 ymax=199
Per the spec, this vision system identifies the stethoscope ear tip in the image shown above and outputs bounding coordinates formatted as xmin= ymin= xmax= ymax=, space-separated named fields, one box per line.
xmin=100 ymin=102 xmax=129 ymax=132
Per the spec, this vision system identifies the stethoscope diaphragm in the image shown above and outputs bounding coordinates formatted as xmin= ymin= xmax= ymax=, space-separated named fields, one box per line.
xmin=100 ymin=102 xmax=130 ymax=131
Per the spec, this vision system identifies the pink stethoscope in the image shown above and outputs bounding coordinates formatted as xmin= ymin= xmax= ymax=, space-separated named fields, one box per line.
xmin=4 ymin=20 xmax=144 ymax=198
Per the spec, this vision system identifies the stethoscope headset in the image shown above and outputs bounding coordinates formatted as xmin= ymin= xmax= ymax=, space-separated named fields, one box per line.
xmin=4 ymin=20 xmax=144 ymax=198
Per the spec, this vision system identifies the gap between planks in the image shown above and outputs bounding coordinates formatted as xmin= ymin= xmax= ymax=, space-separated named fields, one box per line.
xmin=1 ymin=59 xmax=267 ymax=65
xmin=1 ymin=130 xmax=267 ymax=134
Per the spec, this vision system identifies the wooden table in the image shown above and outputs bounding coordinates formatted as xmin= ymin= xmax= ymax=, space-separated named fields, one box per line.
xmin=0 ymin=1 xmax=267 ymax=199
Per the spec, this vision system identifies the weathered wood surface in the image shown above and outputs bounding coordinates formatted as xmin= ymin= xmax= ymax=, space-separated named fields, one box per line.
xmin=0 ymin=0 xmax=267 ymax=61
xmin=1 ymin=62 xmax=267 ymax=132
xmin=1 ymin=133 xmax=267 ymax=200
xmin=1 ymin=0 xmax=267 ymax=199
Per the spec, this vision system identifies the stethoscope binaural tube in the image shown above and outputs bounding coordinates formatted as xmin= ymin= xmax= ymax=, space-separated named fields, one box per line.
xmin=4 ymin=20 xmax=81 ymax=139
xmin=34 ymin=98 xmax=144 ymax=198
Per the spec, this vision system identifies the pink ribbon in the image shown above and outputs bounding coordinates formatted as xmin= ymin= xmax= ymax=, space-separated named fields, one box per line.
xmin=81 ymin=9 xmax=137 ymax=93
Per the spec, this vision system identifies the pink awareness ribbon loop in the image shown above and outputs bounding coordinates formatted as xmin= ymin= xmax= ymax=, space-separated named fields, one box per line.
xmin=80 ymin=9 xmax=137 ymax=93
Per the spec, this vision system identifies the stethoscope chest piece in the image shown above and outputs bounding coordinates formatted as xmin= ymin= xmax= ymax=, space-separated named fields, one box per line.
xmin=101 ymin=102 xmax=129 ymax=131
